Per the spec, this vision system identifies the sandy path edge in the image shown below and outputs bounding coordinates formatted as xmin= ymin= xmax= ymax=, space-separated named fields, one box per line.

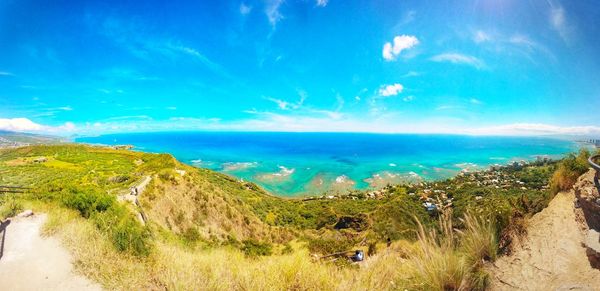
xmin=0 ymin=214 xmax=102 ymax=291
xmin=489 ymin=188 xmax=600 ymax=290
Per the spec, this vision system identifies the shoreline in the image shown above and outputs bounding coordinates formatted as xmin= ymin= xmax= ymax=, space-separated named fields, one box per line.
xmin=71 ymin=139 xmax=573 ymax=198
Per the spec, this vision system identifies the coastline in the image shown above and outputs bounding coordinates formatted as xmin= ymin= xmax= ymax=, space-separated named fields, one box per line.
xmin=74 ymin=132 xmax=581 ymax=197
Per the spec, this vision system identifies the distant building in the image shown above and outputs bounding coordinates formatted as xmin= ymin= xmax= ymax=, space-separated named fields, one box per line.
xmin=588 ymin=139 xmax=600 ymax=148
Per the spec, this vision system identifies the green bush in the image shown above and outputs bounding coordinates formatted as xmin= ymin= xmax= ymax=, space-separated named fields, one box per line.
xmin=241 ymin=239 xmax=273 ymax=257
xmin=0 ymin=195 xmax=23 ymax=219
xmin=183 ymin=227 xmax=201 ymax=242
xmin=550 ymin=149 xmax=590 ymax=194
xmin=93 ymin=205 xmax=152 ymax=257
xmin=61 ymin=187 xmax=114 ymax=218
xmin=307 ymin=237 xmax=357 ymax=255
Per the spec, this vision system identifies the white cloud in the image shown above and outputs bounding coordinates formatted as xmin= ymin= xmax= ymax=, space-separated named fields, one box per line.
xmin=382 ymin=35 xmax=419 ymax=61
xmin=58 ymin=106 xmax=73 ymax=111
xmin=403 ymin=95 xmax=415 ymax=102
xmin=240 ymin=3 xmax=252 ymax=15
xmin=166 ymin=106 xmax=177 ymax=110
xmin=378 ymin=83 xmax=404 ymax=97
xmin=0 ymin=118 xmax=76 ymax=134
xmin=0 ymin=71 xmax=13 ymax=76
xmin=316 ymin=0 xmax=328 ymax=7
xmin=473 ymin=30 xmax=491 ymax=43
xmin=265 ymin=0 xmax=284 ymax=28
xmin=430 ymin=53 xmax=486 ymax=70
xmin=0 ymin=118 xmax=44 ymax=131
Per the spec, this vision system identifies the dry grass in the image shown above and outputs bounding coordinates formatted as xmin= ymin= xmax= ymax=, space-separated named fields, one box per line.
xmin=33 ymin=201 xmax=498 ymax=291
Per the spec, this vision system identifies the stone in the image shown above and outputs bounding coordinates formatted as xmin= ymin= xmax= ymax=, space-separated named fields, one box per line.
xmin=17 ymin=209 xmax=34 ymax=218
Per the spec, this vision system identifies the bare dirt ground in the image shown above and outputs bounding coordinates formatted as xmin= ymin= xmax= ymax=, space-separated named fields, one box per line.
xmin=490 ymin=189 xmax=600 ymax=290
xmin=0 ymin=214 xmax=101 ymax=291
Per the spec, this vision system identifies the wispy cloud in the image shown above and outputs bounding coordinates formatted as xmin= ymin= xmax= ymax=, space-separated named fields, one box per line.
xmin=94 ymin=16 xmax=230 ymax=77
xmin=473 ymin=30 xmax=491 ymax=43
xmin=316 ymin=0 xmax=328 ymax=7
xmin=382 ymin=35 xmax=419 ymax=61
xmin=401 ymin=10 xmax=416 ymax=25
xmin=403 ymin=95 xmax=415 ymax=102
xmin=401 ymin=71 xmax=421 ymax=78
xmin=240 ymin=3 xmax=252 ymax=15
xmin=435 ymin=104 xmax=464 ymax=111
xmin=265 ymin=0 xmax=284 ymax=28
xmin=472 ymin=30 xmax=555 ymax=62
xmin=430 ymin=53 xmax=486 ymax=70
xmin=470 ymin=98 xmax=482 ymax=105
xmin=549 ymin=5 xmax=572 ymax=43
xmin=0 ymin=71 xmax=14 ymax=76
xmin=264 ymin=94 xmax=305 ymax=110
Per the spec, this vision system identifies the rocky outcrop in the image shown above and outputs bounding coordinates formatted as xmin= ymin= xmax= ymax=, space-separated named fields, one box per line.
xmin=574 ymin=170 xmax=600 ymax=269
xmin=574 ymin=170 xmax=600 ymax=231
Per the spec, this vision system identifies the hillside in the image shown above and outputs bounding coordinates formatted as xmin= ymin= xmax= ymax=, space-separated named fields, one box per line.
xmin=0 ymin=131 xmax=65 ymax=148
xmin=0 ymin=144 xmax=592 ymax=290
xmin=0 ymin=144 xmax=282 ymax=247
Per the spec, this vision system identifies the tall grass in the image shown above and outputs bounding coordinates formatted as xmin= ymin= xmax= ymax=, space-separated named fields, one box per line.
xmin=37 ymin=202 xmax=499 ymax=290
xmin=404 ymin=210 xmax=497 ymax=290
xmin=550 ymin=149 xmax=590 ymax=194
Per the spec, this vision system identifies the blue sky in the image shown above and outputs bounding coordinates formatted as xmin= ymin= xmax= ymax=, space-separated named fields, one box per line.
xmin=1 ymin=0 xmax=599 ymax=136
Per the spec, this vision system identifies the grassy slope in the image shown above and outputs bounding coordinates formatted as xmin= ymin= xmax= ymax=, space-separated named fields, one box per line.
xmin=0 ymin=144 xmax=582 ymax=290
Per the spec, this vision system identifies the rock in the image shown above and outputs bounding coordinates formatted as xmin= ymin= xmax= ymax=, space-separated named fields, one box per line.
xmin=17 ymin=209 xmax=34 ymax=218
xmin=584 ymin=229 xmax=600 ymax=269
xmin=584 ymin=229 xmax=600 ymax=253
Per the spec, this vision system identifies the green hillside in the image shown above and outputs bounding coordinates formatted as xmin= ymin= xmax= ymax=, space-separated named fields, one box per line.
xmin=0 ymin=144 xmax=591 ymax=290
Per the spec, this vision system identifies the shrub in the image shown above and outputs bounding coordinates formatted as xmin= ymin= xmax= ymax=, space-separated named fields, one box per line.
xmin=281 ymin=243 xmax=293 ymax=254
xmin=550 ymin=150 xmax=590 ymax=194
xmin=241 ymin=239 xmax=273 ymax=257
xmin=183 ymin=227 xmax=201 ymax=243
xmin=307 ymin=237 xmax=357 ymax=255
xmin=0 ymin=195 xmax=23 ymax=219
xmin=108 ymin=175 xmax=130 ymax=183
xmin=94 ymin=205 xmax=152 ymax=257
xmin=61 ymin=187 xmax=114 ymax=218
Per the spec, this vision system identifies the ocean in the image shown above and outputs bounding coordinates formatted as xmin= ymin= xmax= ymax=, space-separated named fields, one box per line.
xmin=76 ymin=132 xmax=579 ymax=196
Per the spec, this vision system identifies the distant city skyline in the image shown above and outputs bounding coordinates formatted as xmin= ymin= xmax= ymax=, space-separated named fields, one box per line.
xmin=1 ymin=0 xmax=599 ymax=136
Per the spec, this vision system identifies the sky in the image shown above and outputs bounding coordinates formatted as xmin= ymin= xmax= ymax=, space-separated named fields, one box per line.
xmin=1 ymin=0 xmax=600 ymax=136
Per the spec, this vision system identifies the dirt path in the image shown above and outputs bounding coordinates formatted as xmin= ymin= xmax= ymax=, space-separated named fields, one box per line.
xmin=490 ymin=190 xmax=600 ymax=290
xmin=0 ymin=214 xmax=101 ymax=291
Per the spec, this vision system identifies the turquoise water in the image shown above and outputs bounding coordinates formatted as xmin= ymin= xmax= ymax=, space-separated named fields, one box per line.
xmin=77 ymin=132 xmax=579 ymax=196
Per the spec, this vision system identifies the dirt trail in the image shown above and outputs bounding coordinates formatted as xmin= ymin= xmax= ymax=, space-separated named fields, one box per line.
xmin=0 ymin=214 xmax=101 ymax=291
xmin=490 ymin=189 xmax=600 ymax=290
